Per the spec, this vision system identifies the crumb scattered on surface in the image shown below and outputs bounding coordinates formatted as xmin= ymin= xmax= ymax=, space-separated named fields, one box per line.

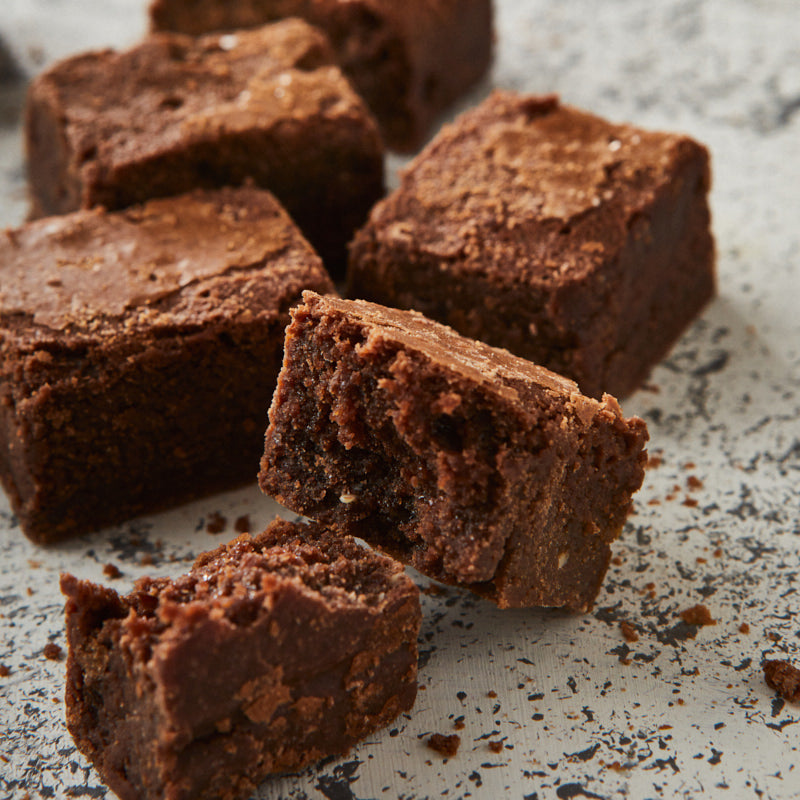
xmin=427 ymin=733 xmax=460 ymax=757
xmin=686 ymin=475 xmax=703 ymax=490
xmin=713 ymin=548 xmax=723 ymax=558
xmin=739 ymin=622 xmax=750 ymax=634
xmin=206 ymin=511 xmax=227 ymax=534
xmin=620 ymin=621 xmax=639 ymax=643
xmin=683 ymin=497 xmax=699 ymax=507
xmin=0 ymin=664 xmax=10 ymax=677
xmin=453 ymin=716 xmax=465 ymax=731
xmin=680 ymin=604 xmax=716 ymax=627
xmin=43 ymin=643 xmax=63 ymax=661
xmin=646 ymin=454 xmax=663 ymax=469
xmin=763 ymin=660 xmax=800 ymax=703
xmin=140 ymin=554 xmax=154 ymax=566
xmin=103 ymin=563 xmax=122 ymax=579
xmin=27 ymin=559 xmax=41 ymax=569
xmin=234 ymin=514 xmax=251 ymax=533
xmin=488 ymin=740 xmax=504 ymax=753
xmin=487 ymin=690 xmax=497 ymax=698
xmin=767 ymin=632 xmax=781 ymax=642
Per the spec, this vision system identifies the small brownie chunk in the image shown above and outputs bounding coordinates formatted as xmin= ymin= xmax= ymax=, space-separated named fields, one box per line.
xmin=0 ymin=187 xmax=333 ymax=544
xmin=62 ymin=518 xmax=420 ymax=800
xmin=260 ymin=292 xmax=648 ymax=610
xmin=149 ymin=0 xmax=494 ymax=152
xmin=348 ymin=91 xmax=716 ymax=397
xmin=25 ymin=19 xmax=383 ymax=273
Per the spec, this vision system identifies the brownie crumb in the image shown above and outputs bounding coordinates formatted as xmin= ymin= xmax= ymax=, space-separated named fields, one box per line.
xmin=739 ymin=622 xmax=750 ymax=634
xmin=646 ymin=454 xmax=663 ymax=469
xmin=608 ymin=761 xmax=626 ymax=772
xmin=453 ymin=717 xmax=465 ymax=731
xmin=488 ymin=740 xmax=504 ymax=753
xmin=427 ymin=733 xmax=460 ymax=757
xmin=487 ymin=690 xmax=498 ymax=698
xmin=0 ymin=664 xmax=10 ymax=677
xmin=767 ymin=632 xmax=781 ymax=642
xmin=620 ymin=621 xmax=639 ymax=643
xmin=763 ymin=660 xmax=800 ymax=703
xmin=680 ymin=604 xmax=716 ymax=627
xmin=713 ymin=548 xmax=723 ymax=558
xmin=43 ymin=643 xmax=63 ymax=661
xmin=139 ymin=554 xmax=155 ymax=566
xmin=103 ymin=563 xmax=122 ymax=579
xmin=206 ymin=512 xmax=227 ymax=534
xmin=234 ymin=515 xmax=251 ymax=533
xmin=683 ymin=497 xmax=699 ymax=508
xmin=686 ymin=475 xmax=703 ymax=490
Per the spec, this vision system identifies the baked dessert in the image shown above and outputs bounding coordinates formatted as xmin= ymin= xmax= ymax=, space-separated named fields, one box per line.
xmin=347 ymin=91 xmax=716 ymax=397
xmin=259 ymin=292 xmax=649 ymax=611
xmin=25 ymin=19 xmax=383 ymax=273
xmin=149 ymin=0 xmax=494 ymax=152
xmin=62 ymin=517 xmax=420 ymax=800
xmin=0 ymin=187 xmax=334 ymax=544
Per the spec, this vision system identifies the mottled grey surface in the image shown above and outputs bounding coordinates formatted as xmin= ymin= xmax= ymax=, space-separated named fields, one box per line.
xmin=1 ymin=1 xmax=799 ymax=798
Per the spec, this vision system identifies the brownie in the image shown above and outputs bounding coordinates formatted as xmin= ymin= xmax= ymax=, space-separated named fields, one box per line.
xmin=149 ymin=0 xmax=494 ymax=152
xmin=25 ymin=19 xmax=384 ymax=273
xmin=259 ymin=292 xmax=648 ymax=611
xmin=347 ymin=91 xmax=716 ymax=398
xmin=0 ymin=187 xmax=334 ymax=544
xmin=62 ymin=517 xmax=420 ymax=800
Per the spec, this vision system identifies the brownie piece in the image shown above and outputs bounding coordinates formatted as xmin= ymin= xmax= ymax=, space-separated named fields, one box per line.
xmin=62 ymin=517 xmax=420 ymax=800
xmin=259 ymin=292 xmax=648 ymax=611
xmin=25 ymin=19 xmax=384 ymax=273
xmin=0 ymin=187 xmax=334 ymax=544
xmin=347 ymin=91 xmax=716 ymax=398
xmin=149 ymin=0 xmax=494 ymax=152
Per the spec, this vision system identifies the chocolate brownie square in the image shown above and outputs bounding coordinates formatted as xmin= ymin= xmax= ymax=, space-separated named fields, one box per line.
xmin=62 ymin=517 xmax=420 ymax=800
xmin=0 ymin=187 xmax=334 ymax=544
xmin=25 ymin=19 xmax=384 ymax=273
xmin=259 ymin=292 xmax=648 ymax=611
xmin=347 ymin=91 xmax=716 ymax=397
xmin=149 ymin=0 xmax=495 ymax=152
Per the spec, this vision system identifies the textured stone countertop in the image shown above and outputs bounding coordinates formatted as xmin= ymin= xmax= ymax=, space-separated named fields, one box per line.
xmin=1 ymin=1 xmax=799 ymax=798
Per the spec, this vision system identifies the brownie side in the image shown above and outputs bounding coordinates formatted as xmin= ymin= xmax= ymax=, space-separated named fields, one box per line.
xmin=347 ymin=91 xmax=715 ymax=397
xmin=260 ymin=293 xmax=648 ymax=610
xmin=62 ymin=519 xmax=420 ymax=800
xmin=148 ymin=0 xmax=494 ymax=152
xmin=24 ymin=20 xmax=384 ymax=274
xmin=0 ymin=188 xmax=334 ymax=544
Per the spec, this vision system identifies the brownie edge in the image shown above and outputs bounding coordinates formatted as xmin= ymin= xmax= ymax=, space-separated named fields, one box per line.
xmin=62 ymin=518 xmax=420 ymax=800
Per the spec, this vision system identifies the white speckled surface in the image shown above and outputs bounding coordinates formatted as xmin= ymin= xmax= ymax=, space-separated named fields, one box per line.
xmin=1 ymin=1 xmax=799 ymax=798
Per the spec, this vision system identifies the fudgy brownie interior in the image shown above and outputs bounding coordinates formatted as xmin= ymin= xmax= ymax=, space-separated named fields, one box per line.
xmin=62 ymin=518 xmax=420 ymax=800
xmin=261 ymin=293 xmax=648 ymax=610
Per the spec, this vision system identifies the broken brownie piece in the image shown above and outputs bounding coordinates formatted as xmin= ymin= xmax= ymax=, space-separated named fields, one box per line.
xmin=347 ymin=91 xmax=716 ymax=397
xmin=149 ymin=0 xmax=494 ymax=152
xmin=25 ymin=19 xmax=383 ymax=273
xmin=0 ymin=187 xmax=333 ymax=544
xmin=259 ymin=292 xmax=648 ymax=611
xmin=62 ymin=518 xmax=420 ymax=800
